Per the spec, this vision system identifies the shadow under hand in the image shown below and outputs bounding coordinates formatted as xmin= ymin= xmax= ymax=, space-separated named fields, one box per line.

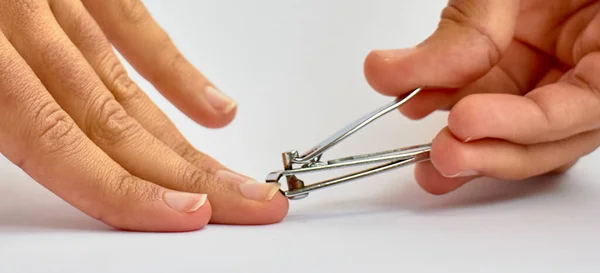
xmin=0 ymin=179 xmax=112 ymax=233
xmin=284 ymin=174 xmax=567 ymax=222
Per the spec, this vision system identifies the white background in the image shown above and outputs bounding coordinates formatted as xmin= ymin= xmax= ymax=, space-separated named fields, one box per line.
xmin=1 ymin=0 xmax=599 ymax=272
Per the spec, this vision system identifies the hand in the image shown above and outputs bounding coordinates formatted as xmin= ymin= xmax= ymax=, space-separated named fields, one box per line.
xmin=363 ymin=0 xmax=600 ymax=194
xmin=0 ymin=0 xmax=287 ymax=232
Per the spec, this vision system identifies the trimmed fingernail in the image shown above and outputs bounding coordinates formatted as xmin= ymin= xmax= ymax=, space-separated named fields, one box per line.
xmin=216 ymin=170 xmax=280 ymax=201
xmin=443 ymin=170 xmax=480 ymax=178
xmin=205 ymin=86 xmax=236 ymax=113
xmin=239 ymin=181 xmax=280 ymax=201
xmin=163 ymin=191 xmax=208 ymax=213
xmin=216 ymin=170 xmax=253 ymax=184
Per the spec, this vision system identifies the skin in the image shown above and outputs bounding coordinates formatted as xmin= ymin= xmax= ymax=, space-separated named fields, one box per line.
xmin=364 ymin=0 xmax=600 ymax=195
xmin=2 ymin=0 xmax=599 ymax=232
xmin=0 ymin=0 xmax=287 ymax=232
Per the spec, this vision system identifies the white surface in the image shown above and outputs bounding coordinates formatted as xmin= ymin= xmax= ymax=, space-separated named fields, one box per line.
xmin=1 ymin=0 xmax=600 ymax=272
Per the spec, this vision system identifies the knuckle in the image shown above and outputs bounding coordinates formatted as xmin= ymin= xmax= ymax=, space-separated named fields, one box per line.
xmin=177 ymin=164 xmax=221 ymax=193
xmin=171 ymin=142 xmax=217 ymax=173
xmin=112 ymin=72 xmax=143 ymax=104
xmin=441 ymin=2 xmax=502 ymax=67
xmin=444 ymin=1 xmax=482 ymax=22
xmin=35 ymin=101 xmax=81 ymax=156
xmin=111 ymin=174 xmax=151 ymax=201
xmin=118 ymin=0 xmax=150 ymax=25
xmin=442 ymin=2 xmax=471 ymax=25
xmin=93 ymin=174 xmax=159 ymax=224
xmin=172 ymin=142 xmax=203 ymax=165
xmin=99 ymin=54 xmax=144 ymax=104
xmin=180 ymin=164 xmax=209 ymax=190
xmin=88 ymin=95 xmax=140 ymax=146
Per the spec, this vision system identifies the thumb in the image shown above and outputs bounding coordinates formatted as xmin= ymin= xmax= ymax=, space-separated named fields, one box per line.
xmin=364 ymin=0 xmax=521 ymax=95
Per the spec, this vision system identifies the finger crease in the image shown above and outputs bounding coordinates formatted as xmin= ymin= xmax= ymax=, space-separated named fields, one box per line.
xmin=444 ymin=3 xmax=503 ymax=67
xmin=497 ymin=66 xmax=524 ymax=95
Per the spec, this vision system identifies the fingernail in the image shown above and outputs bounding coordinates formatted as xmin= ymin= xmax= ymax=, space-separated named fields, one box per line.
xmin=443 ymin=170 xmax=480 ymax=178
xmin=205 ymin=86 xmax=236 ymax=113
xmin=373 ymin=47 xmax=415 ymax=61
xmin=216 ymin=170 xmax=253 ymax=184
xmin=163 ymin=191 xmax=208 ymax=213
xmin=239 ymin=181 xmax=280 ymax=201
xmin=217 ymin=170 xmax=280 ymax=201
xmin=464 ymin=137 xmax=473 ymax=143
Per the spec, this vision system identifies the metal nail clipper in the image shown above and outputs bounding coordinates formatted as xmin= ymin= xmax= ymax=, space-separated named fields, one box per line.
xmin=265 ymin=88 xmax=432 ymax=200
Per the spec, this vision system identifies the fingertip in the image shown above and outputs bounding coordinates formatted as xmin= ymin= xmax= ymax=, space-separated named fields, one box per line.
xmin=239 ymin=183 xmax=291 ymax=224
xmin=205 ymin=178 xmax=290 ymax=225
xmin=430 ymin=128 xmax=473 ymax=178
xmin=447 ymin=94 xmax=489 ymax=142
xmin=243 ymin=189 xmax=290 ymax=224
xmin=174 ymin=196 xmax=213 ymax=231
xmin=414 ymin=161 xmax=472 ymax=195
xmin=208 ymin=191 xmax=289 ymax=225
xmin=185 ymin=85 xmax=238 ymax=129
xmin=258 ymin=190 xmax=290 ymax=224
xmin=192 ymin=106 xmax=237 ymax=129
xmin=107 ymin=189 xmax=214 ymax=233
xmin=363 ymin=48 xmax=418 ymax=96
xmin=151 ymin=190 xmax=213 ymax=232
xmin=398 ymin=88 xmax=458 ymax=119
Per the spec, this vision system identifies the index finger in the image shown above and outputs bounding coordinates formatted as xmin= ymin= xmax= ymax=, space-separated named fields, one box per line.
xmin=80 ymin=0 xmax=236 ymax=129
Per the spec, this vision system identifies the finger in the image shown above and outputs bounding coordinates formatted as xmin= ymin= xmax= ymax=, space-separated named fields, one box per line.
xmin=49 ymin=0 xmax=288 ymax=224
xmin=0 ymin=32 xmax=210 ymax=232
xmin=399 ymin=40 xmax=551 ymax=120
xmin=414 ymin=153 xmax=576 ymax=196
xmin=447 ymin=52 xmax=600 ymax=144
xmin=413 ymin=161 xmax=475 ymax=195
xmin=429 ymin=127 xmax=600 ymax=181
xmin=551 ymin=160 xmax=578 ymax=174
xmin=364 ymin=0 xmax=521 ymax=96
xmin=80 ymin=0 xmax=235 ymax=129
